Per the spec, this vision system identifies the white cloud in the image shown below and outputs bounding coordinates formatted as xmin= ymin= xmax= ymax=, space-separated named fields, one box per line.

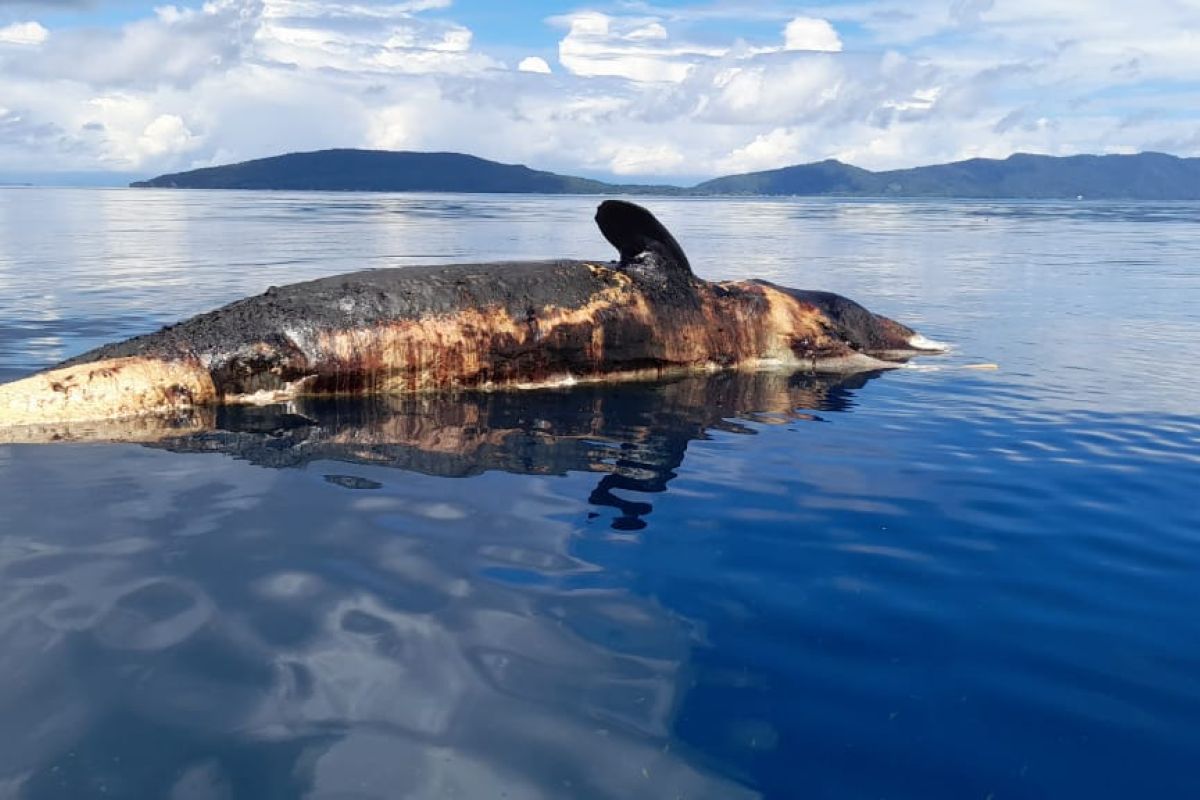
xmin=0 ymin=21 xmax=48 ymax=46
xmin=784 ymin=17 xmax=842 ymax=52
xmin=517 ymin=56 xmax=551 ymax=74
xmin=255 ymin=0 xmax=494 ymax=75
xmin=2 ymin=0 xmax=1200 ymax=179
xmin=137 ymin=113 xmax=196 ymax=157
xmin=555 ymin=11 xmax=721 ymax=83
xmin=76 ymin=95 xmax=201 ymax=167
xmin=716 ymin=127 xmax=806 ymax=174
xmin=366 ymin=102 xmax=421 ymax=150
xmin=626 ymin=22 xmax=668 ymax=42
xmin=3 ymin=0 xmax=259 ymax=89
xmin=884 ymin=86 xmax=941 ymax=112
xmin=604 ymin=142 xmax=685 ymax=175
xmin=693 ymin=54 xmax=849 ymax=123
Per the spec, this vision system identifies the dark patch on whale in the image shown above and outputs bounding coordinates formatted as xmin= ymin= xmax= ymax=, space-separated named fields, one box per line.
xmin=0 ymin=200 xmax=947 ymax=431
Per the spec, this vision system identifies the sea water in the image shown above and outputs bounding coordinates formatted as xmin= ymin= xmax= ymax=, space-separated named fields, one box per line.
xmin=1 ymin=189 xmax=1198 ymax=799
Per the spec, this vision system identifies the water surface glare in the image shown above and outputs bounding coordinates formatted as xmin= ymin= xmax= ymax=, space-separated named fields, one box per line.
xmin=1 ymin=189 xmax=1199 ymax=799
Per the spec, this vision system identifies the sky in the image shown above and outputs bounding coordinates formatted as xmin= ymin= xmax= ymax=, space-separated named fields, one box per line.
xmin=1 ymin=0 xmax=1199 ymax=183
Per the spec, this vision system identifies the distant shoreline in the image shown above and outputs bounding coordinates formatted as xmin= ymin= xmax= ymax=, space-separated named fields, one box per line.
xmin=125 ymin=148 xmax=1200 ymax=201
xmin=11 ymin=186 xmax=1200 ymax=204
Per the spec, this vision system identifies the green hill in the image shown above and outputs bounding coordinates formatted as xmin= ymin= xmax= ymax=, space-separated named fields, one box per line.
xmin=696 ymin=152 xmax=1200 ymax=199
xmin=132 ymin=149 xmax=1200 ymax=200
xmin=130 ymin=149 xmax=680 ymax=194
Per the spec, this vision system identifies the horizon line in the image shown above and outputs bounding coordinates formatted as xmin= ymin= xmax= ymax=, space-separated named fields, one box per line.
xmin=4 ymin=147 xmax=1193 ymax=189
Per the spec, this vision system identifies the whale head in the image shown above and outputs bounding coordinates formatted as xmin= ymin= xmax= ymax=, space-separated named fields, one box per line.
xmin=771 ymin=285 xmax=949 ymax=365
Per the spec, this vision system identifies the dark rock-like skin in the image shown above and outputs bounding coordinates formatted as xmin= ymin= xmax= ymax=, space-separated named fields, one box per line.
xmin=27 ymin=199 xmax=934 ymax=411
xmin=54 ymin=255 xmax=918 ymax=398
xmin=0 ymin=200 xmax=945 ymax=433
xmin=58 ymin=259 xmax=619 ymax=383
xmin=55 ymin=257 xmax=707 ymax=394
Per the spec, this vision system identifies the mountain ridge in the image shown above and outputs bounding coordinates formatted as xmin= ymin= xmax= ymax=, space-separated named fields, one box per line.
xmin=131 ymin=149 xmax=1200 ymax=200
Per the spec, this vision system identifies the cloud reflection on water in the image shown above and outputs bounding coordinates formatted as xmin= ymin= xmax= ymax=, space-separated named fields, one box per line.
xmin=0 ymin=369 xmax=869 ymax=799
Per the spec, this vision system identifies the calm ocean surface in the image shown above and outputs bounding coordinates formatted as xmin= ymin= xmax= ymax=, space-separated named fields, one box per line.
xmin=0 ymin=189 xmax=1198 ymax=799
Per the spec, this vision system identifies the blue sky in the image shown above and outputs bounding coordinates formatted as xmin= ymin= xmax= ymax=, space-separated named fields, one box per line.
xmin=2 ymin=0 xmax=1198 ymax=181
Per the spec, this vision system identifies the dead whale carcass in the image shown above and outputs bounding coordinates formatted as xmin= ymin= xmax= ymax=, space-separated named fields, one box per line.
xmin=0 ymin=199 xmax=946 ymax=427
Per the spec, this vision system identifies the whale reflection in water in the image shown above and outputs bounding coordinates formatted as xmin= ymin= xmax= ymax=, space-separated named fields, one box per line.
xmin=35 ymin=368 xmax=877 ymax=529
xmin=0 ymin=368 xmax=884 ymax=798
xmin=5 ymin=368 xmax=879 ymax=529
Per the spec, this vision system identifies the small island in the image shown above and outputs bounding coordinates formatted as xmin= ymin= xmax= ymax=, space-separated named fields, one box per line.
xmin=130 ymin=150 xmax=681 ymax=195
xmin=132 ymin=149 xmax=1200 ymax=200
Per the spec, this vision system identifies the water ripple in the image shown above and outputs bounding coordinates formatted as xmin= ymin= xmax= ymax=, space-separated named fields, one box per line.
xmin=2 ymin=192 xmax=1200 ymax=798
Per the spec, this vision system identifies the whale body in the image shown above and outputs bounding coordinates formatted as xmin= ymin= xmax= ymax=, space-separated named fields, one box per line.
xmin=0 ymin=199 xmax=945 ymax=429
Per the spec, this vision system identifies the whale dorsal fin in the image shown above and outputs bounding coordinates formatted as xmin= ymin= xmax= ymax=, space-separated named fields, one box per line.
xmin=595 ymin=200 xmax=694 ymax=288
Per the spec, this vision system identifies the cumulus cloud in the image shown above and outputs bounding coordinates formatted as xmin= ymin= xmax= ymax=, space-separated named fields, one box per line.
xmin=256 ymin=0 xmax=495 ymax=75
xmin=603 ymin=142 xmax=685 ymax=175
xmin=72 ymin=95 xmax=198 ymax=167
xmin=783 ymin=17 xmax=842 ymax=52
xmin=715 ymin=127 xmax=806 ymax=174
xmin=2 ymin=0 xmax=259 ymax=89
xmin=137 ymin=113 xmax=196 ymax=157
xmin=517 ymin=56 xmax=551 ymax=74
xmin=0 ymin=0 xmax=1198 ymax=178
xmin=0 ymin=20 xmax=47 ymax=45
xmin=555 ymin=11 xmax=722 ymax=83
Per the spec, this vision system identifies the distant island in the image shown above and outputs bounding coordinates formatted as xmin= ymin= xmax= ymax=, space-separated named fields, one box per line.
xmin=131 ymin=149 xmax=1200 ymax=200
xmin=131 ymin=150 xmax=682 ymax=195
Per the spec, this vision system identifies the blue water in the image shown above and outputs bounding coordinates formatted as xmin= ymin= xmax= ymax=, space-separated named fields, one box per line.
xmin=1 ymin=189 xmax=1199 ymax=799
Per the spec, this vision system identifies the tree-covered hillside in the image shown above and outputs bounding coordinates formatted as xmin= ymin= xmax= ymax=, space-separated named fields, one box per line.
xmin=133 ymin=149 xmax=1200 ymax=200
